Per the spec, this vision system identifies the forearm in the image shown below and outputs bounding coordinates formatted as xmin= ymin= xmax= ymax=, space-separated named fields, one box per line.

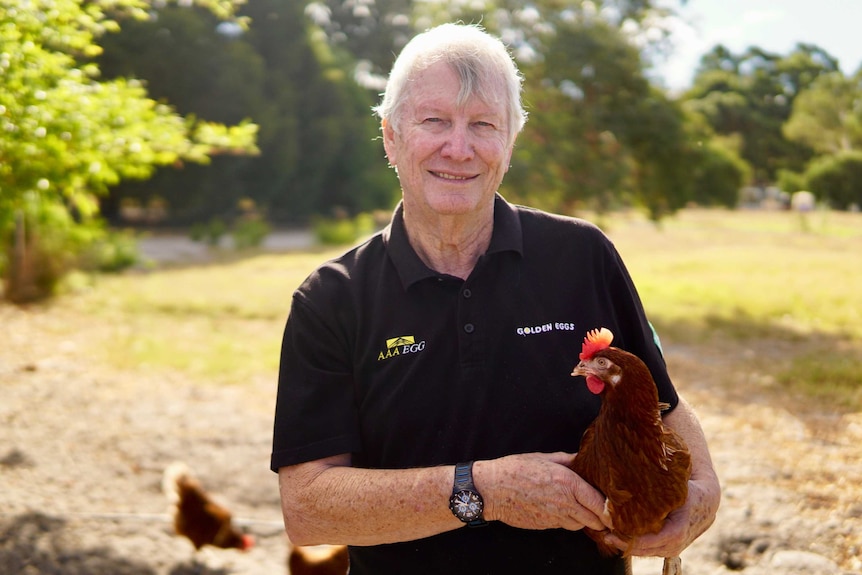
xmin=665 ymin=396 xmax=720 ymax=486
xmin=279 ymin=454 xmax=458 ymax=546
xmin=278 ymin=451 xmax=612 ymax=547
xmin=664 ymin=396 xmax=721 ymax=542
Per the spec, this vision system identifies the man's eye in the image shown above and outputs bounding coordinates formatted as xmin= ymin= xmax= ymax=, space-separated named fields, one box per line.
xmin=424 ymin=117 xmax=442 ymax=124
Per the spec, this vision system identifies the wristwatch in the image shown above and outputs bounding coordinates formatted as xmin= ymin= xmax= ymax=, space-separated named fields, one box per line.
xmin=448 ymin=461 xmax=487 ymax=527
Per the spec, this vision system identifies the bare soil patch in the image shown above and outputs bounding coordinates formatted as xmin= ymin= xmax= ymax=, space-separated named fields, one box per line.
xmin=2 ymin=300 xmax=861 ymax=574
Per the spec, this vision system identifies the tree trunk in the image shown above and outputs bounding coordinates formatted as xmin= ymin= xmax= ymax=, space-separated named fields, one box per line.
xmin=4 ymin=212 xmax=42 ymax=304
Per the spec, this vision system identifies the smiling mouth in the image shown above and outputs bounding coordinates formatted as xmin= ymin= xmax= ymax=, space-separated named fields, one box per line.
xmin=431 ymin=171 xmax=476 ymax=181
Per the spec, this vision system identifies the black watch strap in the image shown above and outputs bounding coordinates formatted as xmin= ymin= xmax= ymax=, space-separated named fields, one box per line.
xmin=453 ymin=461 xmax=475 ymax=492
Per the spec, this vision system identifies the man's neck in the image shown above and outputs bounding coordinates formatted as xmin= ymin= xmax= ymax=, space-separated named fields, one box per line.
xmin=403 ymin=212 xmax=493 ymax=280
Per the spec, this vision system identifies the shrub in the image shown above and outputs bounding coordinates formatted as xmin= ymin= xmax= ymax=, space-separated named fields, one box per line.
xmin=2 ymin=195 xmax=142 ymax=302
xmin=804 ymin=152 xmax=862 ymax=210
xmin=189 ymin=218 xmax=228 ymax=246
xmin=232 ymin=218 xmax=270 ymax=250
xmin=81 ymin=229 xmax=141 ymax=272
xmin=313 ymin=212 xmax=376 ymax=245
xmin=776 ymin=169 xmax=807 ymax=195
xmin=691 ymin=140 xmax=750 ymax=208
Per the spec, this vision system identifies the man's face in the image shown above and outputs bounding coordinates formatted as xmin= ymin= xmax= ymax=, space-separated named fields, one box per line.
xmin=382 ymin=62 xmax=515 ymax=218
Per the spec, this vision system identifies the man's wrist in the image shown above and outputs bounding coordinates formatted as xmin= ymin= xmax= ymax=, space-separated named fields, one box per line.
xmin=471 ymin=460 xmax=494 ymax=521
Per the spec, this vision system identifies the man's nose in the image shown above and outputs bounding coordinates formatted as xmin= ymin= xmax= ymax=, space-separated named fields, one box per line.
xmin=441 ymin=124 xmax=474 ymax=161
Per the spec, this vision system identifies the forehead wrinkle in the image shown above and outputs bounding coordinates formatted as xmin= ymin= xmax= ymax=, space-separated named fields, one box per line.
xmin=405 ymin=65 xmax=505 ymax=125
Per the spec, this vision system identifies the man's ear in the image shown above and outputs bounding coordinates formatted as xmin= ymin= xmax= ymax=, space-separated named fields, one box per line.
xmin=381 ymin=118 xmax=397 ymax=166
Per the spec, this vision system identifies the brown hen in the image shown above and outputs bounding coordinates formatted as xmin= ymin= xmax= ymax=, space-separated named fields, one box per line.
xmin=288 ymin=543 xmax=349 ymax=575
xmin=570 ymin=328 xmax=691 ymax=575
xmin=162 ymin=462 xmax=255 ymax=552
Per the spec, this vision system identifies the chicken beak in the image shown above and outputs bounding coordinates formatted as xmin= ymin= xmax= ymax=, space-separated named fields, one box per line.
xmin=571 ymin=361 xmax=587 ymax=377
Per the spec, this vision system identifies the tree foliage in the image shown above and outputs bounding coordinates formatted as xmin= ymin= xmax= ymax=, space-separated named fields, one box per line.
xmin=784 ymin=72 xmax=862 ymax=154
xmin=8 ymin=0 xmax=862 ymax=303
xmin=689 ymin=137 xmax=751 ymax=208
xmin=0 ymin=0 xmax=257 ymax=301
xmin=685 ymin=43 xmax=841 ymax=183
xmin=98 ymin=0 xmax=395 ymax=225
xmin=495 ymin=4 xmax=700 ymax=219
xmin=804 ymin=151 xmax=862 ymax=210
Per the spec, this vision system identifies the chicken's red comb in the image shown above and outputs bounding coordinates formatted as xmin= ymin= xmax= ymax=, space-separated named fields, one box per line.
xmin=579 ymin=327 xmax=614 ymax=360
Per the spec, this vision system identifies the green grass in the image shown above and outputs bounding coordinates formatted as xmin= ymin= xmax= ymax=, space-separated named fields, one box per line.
xmin=63 ymin=208 xmax=862 ymax=408
xmin=777 ymin=350 xmax=862 ymax=409
xmin=603 ymin=208 xmax=862 ymax=410
xmin=74 ymin=250 xmax=344 ymax=385
xmin=606 ymin=209 xmax=862 ymax=342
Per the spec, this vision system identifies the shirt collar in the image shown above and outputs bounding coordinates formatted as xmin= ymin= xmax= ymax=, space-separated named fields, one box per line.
xmin=382 ymin=194 xmax=524 ymax=290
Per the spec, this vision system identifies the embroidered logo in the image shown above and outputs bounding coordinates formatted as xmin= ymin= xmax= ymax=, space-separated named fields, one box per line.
xmin=377 ymin=335 xmax=426 ymax=361
xmin=516 ymin=321 xmax=577 ymax=336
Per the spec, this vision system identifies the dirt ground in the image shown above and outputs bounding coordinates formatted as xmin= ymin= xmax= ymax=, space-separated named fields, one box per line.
xmin=2 ymin=291 xmax=861 ymax=574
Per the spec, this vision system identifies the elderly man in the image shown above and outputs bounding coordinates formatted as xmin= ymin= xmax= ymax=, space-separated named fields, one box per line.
xmin=272 ymin=23 xmax=720 ymax=574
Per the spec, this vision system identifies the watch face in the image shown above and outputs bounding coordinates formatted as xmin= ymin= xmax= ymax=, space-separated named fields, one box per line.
xmin=450 ymin=489 xmax=484 ymax=521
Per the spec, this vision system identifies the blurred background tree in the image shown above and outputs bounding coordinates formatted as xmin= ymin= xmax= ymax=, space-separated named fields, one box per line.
xmin=683 ymin=43 xmax=841 ymax=184
xmin=0 ymin=0 xmax=257 ymax=302
xmin=4 ymin=0 xmax=862 ymax=303
xmin=97 ymin=0 xmax=396 ymax=227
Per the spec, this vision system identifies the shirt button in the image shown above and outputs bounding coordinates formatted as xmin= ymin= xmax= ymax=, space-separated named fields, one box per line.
xmin=463 ymin=289 xmax=472 ymax=299
xmin=463 ymin=323 xmax=475 ymax=334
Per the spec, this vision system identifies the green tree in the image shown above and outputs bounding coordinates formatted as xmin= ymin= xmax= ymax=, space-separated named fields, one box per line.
xmin=686 ymin=43 xmax=840 ymax=184
xmin=98 ymin=0 xmax=395 ymax=224
xmin=236 ymin=0 xmax=395 ymax=219
xmin=689 ymin=138 xmax=750 ymax=207
xmin=0 ymin=0 xmax=257 ymax=302
xmin=505 ymin=15 xmax=647 ymax=213
xmin=784 ymin=72 xmax=862 ymax=154
xmin=97 ymin=4 xmax=269 ymax=222
xmin=623 ymin=89 xmax=699 ymax=219
xmin=304 ymin=0 xmax=413 ymax=83
xmin=503 ymin=7 xmax=699 ymax=220
xmin=297 ymin=0 xmax=704 ymax=220
xmin=804 ymin=151 xmax=862 ymax=210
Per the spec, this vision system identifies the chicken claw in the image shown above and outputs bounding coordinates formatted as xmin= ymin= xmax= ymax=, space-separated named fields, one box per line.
xmin=662 ymin=556 xmax=682 ymax=575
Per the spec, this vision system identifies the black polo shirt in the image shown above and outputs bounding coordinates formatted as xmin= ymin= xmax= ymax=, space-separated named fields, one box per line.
xmin=272 ymin=195 xmax=677 ymax=574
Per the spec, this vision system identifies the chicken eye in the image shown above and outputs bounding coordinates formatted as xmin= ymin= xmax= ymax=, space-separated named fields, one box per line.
xmin=596 ymin=358 xmax=608 ymax=368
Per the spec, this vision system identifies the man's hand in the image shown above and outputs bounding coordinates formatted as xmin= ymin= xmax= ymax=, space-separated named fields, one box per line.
xmin=475 ymin=452 xmax=613 ymax=533
xmin=602 ymin=477 xmax=719 ymax=557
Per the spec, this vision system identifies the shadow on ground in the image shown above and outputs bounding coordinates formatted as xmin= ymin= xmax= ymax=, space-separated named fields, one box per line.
xmin=0 ymin=512 xmax=194 ymax=575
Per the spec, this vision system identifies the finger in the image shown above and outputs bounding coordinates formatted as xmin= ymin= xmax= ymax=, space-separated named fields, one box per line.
xmin=543 ymin=451 xmax=577 ymax=467
xmin=570 ymin=478 xmax=610 ymax=522
xmin=567 ymin=500 xmax=607 ymax=532
xmin=622 ymin=533 xmax=683 ymax=558
xmin=602 ymin=532 xmax=629 ymax=553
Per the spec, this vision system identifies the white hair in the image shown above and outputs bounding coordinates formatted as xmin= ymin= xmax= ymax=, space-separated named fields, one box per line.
xmin=373 ymin=23 xmax=527 ymax=142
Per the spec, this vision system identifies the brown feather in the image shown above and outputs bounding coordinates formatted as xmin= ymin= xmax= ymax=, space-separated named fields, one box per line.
xmin=162 ymin=462 xmax=254 ymax=551
xmin=288 ymin=544 xmax=350 ymax=575
xmin=571 ymin=348 xmax=692 ymax=557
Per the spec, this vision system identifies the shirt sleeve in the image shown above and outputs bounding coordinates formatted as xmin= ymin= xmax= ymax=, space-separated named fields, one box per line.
xmin=603 ymin=238 xmax=680 ymax=411
xmin=270 ymin=293 xmax=361 ymax=472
